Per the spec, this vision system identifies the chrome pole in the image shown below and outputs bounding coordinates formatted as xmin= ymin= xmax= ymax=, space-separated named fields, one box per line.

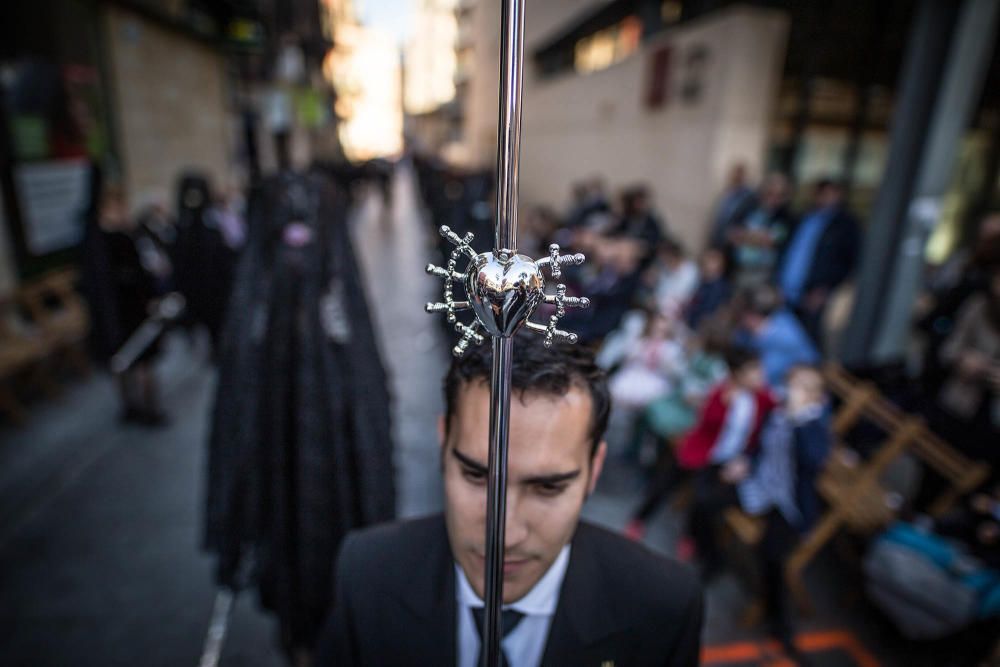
xmin=493 ymin=0 xmax=525 ymax=255
xmin=481 ymin=1 xmax=525 ymax=665
xmin=425 ymin=1 xmax=589 ymax=662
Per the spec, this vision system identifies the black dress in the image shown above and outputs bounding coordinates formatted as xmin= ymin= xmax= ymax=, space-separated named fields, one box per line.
xmin=204 ymin=170 xmax=395 ymax=652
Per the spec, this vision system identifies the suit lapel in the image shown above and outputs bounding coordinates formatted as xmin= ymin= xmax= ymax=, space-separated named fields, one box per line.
xmin=541 ymin=524 xmax=625 ymax=666
xmin=391 ymin=517 xmax=457 ymax=665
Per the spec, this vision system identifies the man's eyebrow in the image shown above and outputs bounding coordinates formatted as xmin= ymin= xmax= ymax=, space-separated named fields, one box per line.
xmin=452 ymin=448 xmax=488 ymax=473
xmin=523 ymin=470 xmax=581 ymax=486
xmin=452 ymin=448 xmax=581 ymax=485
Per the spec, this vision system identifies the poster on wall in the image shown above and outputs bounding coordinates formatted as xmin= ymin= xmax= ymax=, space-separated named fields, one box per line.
xmin=14 ymin=158 xmax=90 ymax=255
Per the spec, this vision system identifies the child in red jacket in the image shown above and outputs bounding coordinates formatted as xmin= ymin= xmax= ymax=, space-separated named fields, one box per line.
xmin=678 ymin=346 xmax=776 ymax=575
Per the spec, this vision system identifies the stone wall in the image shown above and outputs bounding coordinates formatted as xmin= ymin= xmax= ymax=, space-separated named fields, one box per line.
xmin=104 ymin=5 xmax=233 ymax=209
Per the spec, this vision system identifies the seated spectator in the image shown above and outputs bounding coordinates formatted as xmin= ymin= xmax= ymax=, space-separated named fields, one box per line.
xmin=918 ymin=212 xmax=1000 ymax=393
xmin=685 ymin=247 xmax=731 ymax=331
xmin=624 ymin=329 xmax=730 ymax=540
xmin=565 ymin=177 xmax=611 ymax=232
xmin=560 ymin=237 xmax=645 ymax=343
xmin=651 ymin=239 xmax=699 ymax=316
xmin=776 ymin=178 xmax=861 ymax=345
xmin=610 ymin=185 xmax=666 ymax=253
xmin=709 ymin=162 xmax=757 ymax=249
xmin=729 ymin=173 xmax=794 ymax=290
xmin=609 ymin=311 xmax=686 ymax=412
xmin=930 ymin=266 xmax=1000 ymax=470
xmin=737 ymin=285 xmax=820 ymax=390
xmin=933 ymin=485 xmax=1000 ymax=571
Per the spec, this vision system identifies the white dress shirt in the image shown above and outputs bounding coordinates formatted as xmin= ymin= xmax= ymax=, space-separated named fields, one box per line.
xmin=455 ymin=545 xmax=571 ymax=667
xmin=710 ymin=388 xmax=756 ymax=464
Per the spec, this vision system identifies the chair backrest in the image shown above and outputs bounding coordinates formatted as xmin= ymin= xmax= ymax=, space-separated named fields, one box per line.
xmin=824 ymin=362 xmax=990 ymax=516
xmin=17 ymin=269 xmax=87 ymax=329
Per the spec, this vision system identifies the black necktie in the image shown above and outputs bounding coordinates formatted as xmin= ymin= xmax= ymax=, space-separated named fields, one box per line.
xmin=472 ymin=607 xmax=525 ymax=667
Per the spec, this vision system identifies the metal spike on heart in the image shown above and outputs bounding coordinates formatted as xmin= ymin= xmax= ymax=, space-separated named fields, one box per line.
xmin=425 ymin=225 xmax=590 ymax=356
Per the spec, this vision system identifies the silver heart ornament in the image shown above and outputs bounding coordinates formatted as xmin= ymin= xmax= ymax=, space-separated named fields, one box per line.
xmin=466 ymin=253 xmax=545 ymax=337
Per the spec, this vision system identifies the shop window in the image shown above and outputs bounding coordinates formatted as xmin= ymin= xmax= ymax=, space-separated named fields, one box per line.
xmin=574 ymin=16 xmax=642 ymax=75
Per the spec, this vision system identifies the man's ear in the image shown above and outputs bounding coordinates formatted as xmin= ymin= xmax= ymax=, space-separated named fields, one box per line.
xmin=587 ymin=441 xmax=608 ymax=496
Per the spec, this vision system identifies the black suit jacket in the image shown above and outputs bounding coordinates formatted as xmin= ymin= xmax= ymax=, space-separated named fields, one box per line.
xmin=777 ymin=205 xmax=861 ymax=296
xmin=314 ymin=515 xmax=703 ymax=666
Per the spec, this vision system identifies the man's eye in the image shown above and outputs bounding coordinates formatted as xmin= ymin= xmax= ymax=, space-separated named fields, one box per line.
xmin=462 ymin=467 xmax=487 ymax=483
xmin=535 ymin=483 xmax=567 ymax=497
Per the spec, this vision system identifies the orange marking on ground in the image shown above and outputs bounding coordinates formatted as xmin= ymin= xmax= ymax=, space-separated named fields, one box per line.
xmin=702 ymin=629 xmax=881 ymax=667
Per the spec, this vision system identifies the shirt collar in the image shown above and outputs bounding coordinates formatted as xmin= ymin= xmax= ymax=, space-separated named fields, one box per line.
xmin=455 ymin=545 xmax=571 ymax=617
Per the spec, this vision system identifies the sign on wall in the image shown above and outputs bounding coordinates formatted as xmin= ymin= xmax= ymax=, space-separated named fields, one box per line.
xmin=14 ymin=158 xmax=90 ymax=255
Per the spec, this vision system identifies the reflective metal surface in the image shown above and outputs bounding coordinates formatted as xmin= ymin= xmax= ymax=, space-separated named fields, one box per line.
xmin=422 ymin=1 xmax=590 ymax=665
xmin=466 ymin=253 xmax=544 ymax=338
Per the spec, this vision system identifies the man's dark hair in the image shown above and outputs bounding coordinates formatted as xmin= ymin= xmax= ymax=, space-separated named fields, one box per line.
xmin=814 ymin=178 xmax=844 ymax=194
xmin=657 ymin=237 xmax=685 ymax=258
xmin=443 ymin=334 xmax=610 ymax=457
xmin=722 ymin=345 xmax=760 ymax=374
xmin=741 ymin=284 xmax=783 ymax=318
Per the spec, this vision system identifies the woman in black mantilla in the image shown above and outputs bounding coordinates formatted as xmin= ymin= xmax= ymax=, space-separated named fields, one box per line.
xmin=172 ymin=172 xmax=236 ymax=358
xmin=204 ymin=169 xmax=396 ymax=659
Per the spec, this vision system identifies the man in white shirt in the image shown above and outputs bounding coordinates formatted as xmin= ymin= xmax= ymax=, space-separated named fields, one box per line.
xmin=316 ymin=336 xmax=703 ymax=666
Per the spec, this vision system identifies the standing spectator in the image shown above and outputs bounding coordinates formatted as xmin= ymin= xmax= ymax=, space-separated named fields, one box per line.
xmin=709 ymin=163 xmax=757 ymax=249
xmin=738 ymin=285 xmax=820 ymax=389
xmin=685 ymin=247 xmax=732 ymax=331
xmin=729 ymin=173 xmax=795 ymax=289
xmin=777 ymin=179 xmax=861 ymax=345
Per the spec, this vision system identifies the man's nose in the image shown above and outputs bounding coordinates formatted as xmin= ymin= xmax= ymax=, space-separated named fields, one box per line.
xmin=503 ymin=491 xmax=529 ymax=550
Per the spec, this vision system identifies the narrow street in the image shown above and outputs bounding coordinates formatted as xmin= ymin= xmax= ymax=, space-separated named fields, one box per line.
xmin=0 ymin=164 xmax=906 ymax=666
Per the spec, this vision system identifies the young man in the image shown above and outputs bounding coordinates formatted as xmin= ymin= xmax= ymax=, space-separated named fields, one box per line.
xmin=315 ymin=337 xmax=703 ymax=666
xmin=776 ymin=178 xmax=861 ymax=344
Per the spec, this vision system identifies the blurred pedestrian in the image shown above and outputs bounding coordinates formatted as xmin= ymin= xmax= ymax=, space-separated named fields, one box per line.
xmin=205 ymin=170 xmax=395 ymax=660
xmin=79 ymin=175 xmax=166 ymax=426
